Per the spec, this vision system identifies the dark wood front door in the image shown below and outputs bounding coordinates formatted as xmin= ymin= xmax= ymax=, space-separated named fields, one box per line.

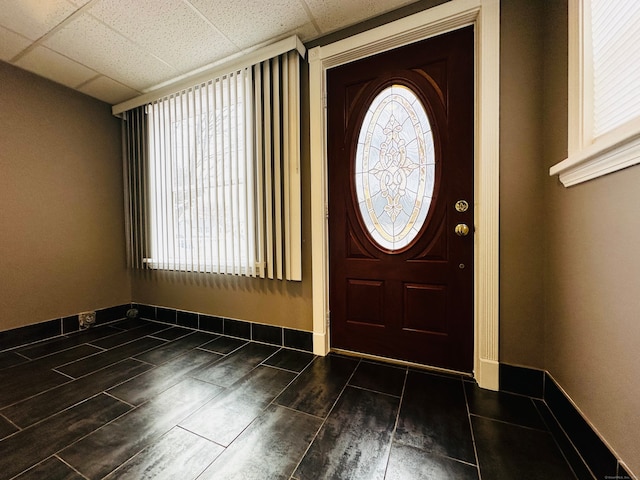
xmin=328 ymin=26 xmax=474 ymax=372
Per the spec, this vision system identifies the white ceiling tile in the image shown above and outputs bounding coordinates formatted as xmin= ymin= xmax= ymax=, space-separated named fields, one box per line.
xmin=189 ymin=0 xmax=317 ymax=50
xmin=0 ymin=25 xmax=31 ymax=61
xmin=0 ymin=0 xmax=77 ymax=40
xmin=1 ymin=0 xmax=424 ymax=102
xmin=43 ymin=13 xmax=177 ymax=91
xmin=88 ymin=0 xmax=239 ymax=73
xmin=305 ymin=0 xmax=416 ymax=34
xmin=283 ymin=21 xmax=319 ymax=43
xmin=78 ymin=75 xmax=140 ymax=104
xmin=15 ymin=45 xmax=97 ymax=89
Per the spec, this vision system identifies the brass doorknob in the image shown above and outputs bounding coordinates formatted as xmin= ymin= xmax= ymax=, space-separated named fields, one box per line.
xmin=455 ymin=223 xmax=470 ymax=237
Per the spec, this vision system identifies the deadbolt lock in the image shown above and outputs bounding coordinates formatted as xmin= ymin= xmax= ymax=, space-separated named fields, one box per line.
xmin=455 ymin=200 xmax=469 ymax=213
xmin=455 ymin=223 xmax=470 ymax=237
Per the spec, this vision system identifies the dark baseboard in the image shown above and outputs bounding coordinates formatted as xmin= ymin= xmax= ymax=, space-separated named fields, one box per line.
xmin=0 ymin=304 xmax=131 ymax=352
xmin=0 ymin=319 xmax=61 ymax=352
xmin=500 ymin=363 xmax=545 ymax=398
xmin=501 ymin=363 xmax=635 ymax=480
xmin=1 ymin=303 xmax=314 ymax=355
xmin=132 ymin=303 xmax=314 ymax=352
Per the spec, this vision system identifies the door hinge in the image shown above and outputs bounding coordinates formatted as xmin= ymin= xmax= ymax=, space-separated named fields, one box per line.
xmin=323 ymin=93 xmax=327 ymax=109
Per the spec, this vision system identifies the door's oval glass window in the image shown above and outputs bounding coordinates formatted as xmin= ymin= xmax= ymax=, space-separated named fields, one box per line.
xmin=354 ymin=84 xmax=436 ymax=251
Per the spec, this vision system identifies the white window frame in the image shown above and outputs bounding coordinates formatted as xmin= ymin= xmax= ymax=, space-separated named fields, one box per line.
xmin=549 ymin=0 xmax=640 ymax=187
xmin=309 ymin=0 xmax=501 ymax=391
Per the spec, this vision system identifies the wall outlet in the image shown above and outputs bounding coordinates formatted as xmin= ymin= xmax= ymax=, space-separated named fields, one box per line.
xmin=79 ymin=311 xmax=96 ymax=329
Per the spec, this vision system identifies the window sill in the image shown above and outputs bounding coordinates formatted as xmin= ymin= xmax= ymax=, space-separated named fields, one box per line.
xmin=550 ymin=123 xmax=640 ymax=187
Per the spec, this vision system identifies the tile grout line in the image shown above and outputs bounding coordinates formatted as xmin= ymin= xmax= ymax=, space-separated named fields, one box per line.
xmin=4 ymin=390 xmax=134 ymax=479
xmin=0 ymin=313 xmax=131 ymax=355
xmin=196 ymin=344 xmax=286 ymax=393
xmin=23 ymin=341 xmax=107 ymax=361
xmin=130 ymin=357 xmax=156 ymax=367
xmin=0 ymin=372 xmax=76 ymax=411
xmin=272 ymin=403 xmax=327 ymax=422
xmin=467 ymin=412 xmax=552 ymax=433
xmin=102 ymin=391 xmax=137 ymax=409
xmin=262 ymin=358 xmax=316 ymax=375
xmin=287 ymin=357 xmax=363 ymax=479
xmin=463 ymin=380 xmax=483 ymax=480
xmin=1 ymin=356 xmax=155 ymax=428
xmin=265 ymin=353 xmax=321 ymax=410
xmin=56 ymin=334 xmax=170 ymax=378
xmin=262 ymin=363 xmax=305 ymax=374
xmin=181 ymin=350 xmax=320 ymax=479
xmin=0 ymin=334 xmax=67 ymax=355
xmin=346 ymin=383 xmax=404 ymax=399
xmin=196 ymin=338 xmax=249 ymax=357
xmin=55 ymin=454 xmax=91 ymax=480
xmin=384 ymin=373 xmax=480 ymax=473
xmin=535 ymin=398 xmax=597 ymax=480
xmin=176 ymin=424 xmax=226 ymax=449
xmin=0 ymin=412 xmax=21 ymax=435
xmin=2 ymin=324 xmax=228 ymax=479
xmin=51 ymin=368 xmax=78 ymax=380
xmin=531 ymin=398 xmax=585 ymax=480
xmin=0 ymin=316 xmax=137 ymax=357
xmin=381 ymin=366 xmax=409 ymax=480
xmin=9 ymin=340 xmax=224 ymax=431
xmin=13 ymin=351 xmax=32 ymax=361
xmin=144 ymin=316 xmax=315 ymax=355
xmin=47 ymin=396 xmax=138 ymax=480
xmin=48 ymin=365 xmax=229 ymax=479
xmin=99 ymin=427 xmax=176 ymax=480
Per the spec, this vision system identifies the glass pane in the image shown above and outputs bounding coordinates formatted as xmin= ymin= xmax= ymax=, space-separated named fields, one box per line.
xmin=354 ymin=84 xmax=435 ymax=251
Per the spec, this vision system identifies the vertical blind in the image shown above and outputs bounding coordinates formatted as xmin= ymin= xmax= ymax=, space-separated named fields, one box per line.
xmin=591 ymin=0 xmax=640 ymax=138
xmin=122 ymin=47 xmax=302 ymax=281
xmin=254 ymin=50 xmax=302 ymax=280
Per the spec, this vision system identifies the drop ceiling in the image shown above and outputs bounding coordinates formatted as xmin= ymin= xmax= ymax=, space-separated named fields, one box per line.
xmin=0 ymin=0 xmax=422 ymax=105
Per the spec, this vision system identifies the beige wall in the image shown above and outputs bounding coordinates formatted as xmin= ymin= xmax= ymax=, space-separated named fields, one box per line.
xmin=499 ymin=0 xmax=546 ymax=368
xmin=501 ymin=0 xmax=639 ymax=473
xmin=541 ymin=1 xmax=640 ymax=473
xmin=546 ymin=168 xmax=640 ymax=475
xmin=132 ymin=268 xmax=312 ymax=331
xmin=0 ymin=62 xmax=130 ymax=331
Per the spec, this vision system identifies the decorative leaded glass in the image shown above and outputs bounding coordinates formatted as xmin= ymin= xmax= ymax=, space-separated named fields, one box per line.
xmin=355 ymin=84 xmax=436 ymax=251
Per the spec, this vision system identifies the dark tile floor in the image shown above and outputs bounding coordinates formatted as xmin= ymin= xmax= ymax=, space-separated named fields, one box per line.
xmin=0 ymin=319 xmax=580 ymax=480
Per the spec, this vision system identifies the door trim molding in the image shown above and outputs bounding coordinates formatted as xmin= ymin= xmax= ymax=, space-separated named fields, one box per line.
xmin=309 ymin=0 xmax=500 ymax=390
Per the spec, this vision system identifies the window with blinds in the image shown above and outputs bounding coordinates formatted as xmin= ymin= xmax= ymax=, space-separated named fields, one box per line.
xmin=146 ymin=69 xmax=254 ymax=275
xmin=590 ymin=0 xmax=640 ymax=138
xmin=549 ymin=0 xmax=640 ymax=186
xmin=120 ymin=39 xmax=303 ymax=280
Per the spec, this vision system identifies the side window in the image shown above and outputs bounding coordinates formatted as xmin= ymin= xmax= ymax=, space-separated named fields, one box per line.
xmin=550 ymin=0 xmax=640 ymax=186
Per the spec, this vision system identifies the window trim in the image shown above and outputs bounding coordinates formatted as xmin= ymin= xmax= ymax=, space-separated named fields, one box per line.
xmin=549 ymin=0 xmax=640 ymax=187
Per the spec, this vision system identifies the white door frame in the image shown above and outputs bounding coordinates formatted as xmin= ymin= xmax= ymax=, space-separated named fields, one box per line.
xmin=309 ymin=0 xmax=500 ymax=390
